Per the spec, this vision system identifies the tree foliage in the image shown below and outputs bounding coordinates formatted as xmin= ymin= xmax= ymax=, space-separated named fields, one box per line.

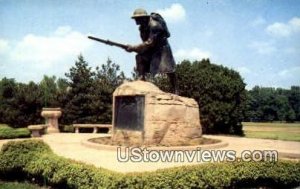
xmin=0 ymin=55 xmax=126 ymax=127
xmin=61 ymin=55 xmax=96 ymax=124
xmin=61 ymin=55 xmax=125 ymax=124
xmin=0 ymin=79 xmax=43 ymax=128
xmin=93 ymin=58 xmax=125 ymax=123
xmin=155 ymin=59 xmax=246 ymax=135
xmin=39 ymin=75 xmax=60 ymax=107
xmin=245 ymin=86 xmax=300 ymax=122
xmin=1 ymin=54 xmax=299 ymax=133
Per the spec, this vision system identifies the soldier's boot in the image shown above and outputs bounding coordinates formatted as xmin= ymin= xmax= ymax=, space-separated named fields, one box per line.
xmin=167 ymin=72 xmax=179 ymax=95
xmin=138 ymin=75 xmax=146 ymax=81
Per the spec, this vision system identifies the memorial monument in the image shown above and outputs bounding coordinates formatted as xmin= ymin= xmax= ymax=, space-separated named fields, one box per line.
xmin=112 ymin=81 xmax=202 ymax=146
xmin=89 ymin=8 xmax=202 ymax=146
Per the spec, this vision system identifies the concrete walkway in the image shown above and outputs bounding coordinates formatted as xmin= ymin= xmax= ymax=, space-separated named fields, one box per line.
xmin=1 ymin=134 xmax=300 ymax=173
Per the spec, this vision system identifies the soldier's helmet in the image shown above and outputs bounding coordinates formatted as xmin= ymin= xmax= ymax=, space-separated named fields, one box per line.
xmin=131 ymin=8 xmax=149 ymax=19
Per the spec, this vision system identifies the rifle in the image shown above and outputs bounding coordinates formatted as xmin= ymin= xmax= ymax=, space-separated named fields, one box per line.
xmin=88 ymin=36 xmax=128 ymax=50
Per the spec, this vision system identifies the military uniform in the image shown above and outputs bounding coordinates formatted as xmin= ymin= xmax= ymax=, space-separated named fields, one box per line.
xmin=130 ymin=13 xmax=176 ymax=77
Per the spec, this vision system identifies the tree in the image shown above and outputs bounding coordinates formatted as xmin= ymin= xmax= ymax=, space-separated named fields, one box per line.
xmin=244 ymin=86 xmax=297 ymax=122
xmin=61 ymin=55 xmax=126 ymax=124
xmin=39 ymin=75 xmax=59 ymax=107
xmin=92 ymin=58 xmax=126 ymax=123
xmin=0 ymin=78 xmax=18 ymax=126
xmin=288 ymin=86 xmax=300 ymax=121
xmin=0 ymin=55 xmax=126 ymax=127
xmin=0 ymin=78 xmax=16 ymax=99
xmin=61 ymin=54 xmax=96 ymax=124
xmin=155 ymin=59 xmax=246 ymax=135
xmin=56 ymin=78 xmax=69 ymax=93
xmin=0 ymin=79 xmax=44 ymax=128
xmin=13 ymin=82 xmax=44 ymax=127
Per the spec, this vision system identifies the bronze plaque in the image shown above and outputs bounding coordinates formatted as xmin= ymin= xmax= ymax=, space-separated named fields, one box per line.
xmin=114 ymin=95 xmax=145 ymax=131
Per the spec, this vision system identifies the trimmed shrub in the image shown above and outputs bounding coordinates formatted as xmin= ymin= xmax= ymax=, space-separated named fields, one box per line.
xmin=0 ymin=140 xmax=299 ymax=188
xmin=0 ymin=125 xmax=30 ymax=139
xmin=25 ymin=153 xmax=119 ymax=188
xmin=0 ymin=140 xmax=51 ymax=173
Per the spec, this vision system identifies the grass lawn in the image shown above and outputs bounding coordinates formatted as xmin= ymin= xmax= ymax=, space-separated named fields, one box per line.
xmin=0 ymin=181 xmax=44 ymax=189
xmin=243 ymin=122 xmax=300 ymax=141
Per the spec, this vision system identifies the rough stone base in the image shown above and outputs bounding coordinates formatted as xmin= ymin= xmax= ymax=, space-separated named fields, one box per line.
xmin=112 ymin=81 xmax=202 ymax=146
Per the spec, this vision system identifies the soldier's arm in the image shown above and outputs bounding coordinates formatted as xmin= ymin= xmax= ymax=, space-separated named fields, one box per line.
xmin=129 ymin=39 xmax=155 ymax=53
xmin=130 ymin=22 xmax=164 ymax=53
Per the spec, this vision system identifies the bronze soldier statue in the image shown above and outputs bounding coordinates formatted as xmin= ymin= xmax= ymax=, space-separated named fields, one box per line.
xmin=126 ymin=8 xmax=178 ymax=94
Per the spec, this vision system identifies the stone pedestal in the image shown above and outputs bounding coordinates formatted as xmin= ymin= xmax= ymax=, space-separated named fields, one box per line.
xmin=112 ymin=81 xmax=202 ymax=146
xmin=41 ymin=108 xmax=62 ymax=133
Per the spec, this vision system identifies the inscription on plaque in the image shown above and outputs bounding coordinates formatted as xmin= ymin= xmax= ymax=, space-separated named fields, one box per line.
xmin=114 ymin=95 xmax=145 ymax=131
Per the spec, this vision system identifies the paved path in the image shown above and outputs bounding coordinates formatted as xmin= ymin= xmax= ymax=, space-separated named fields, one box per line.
xmin=1 ymin=134 xmax=300 ymax=173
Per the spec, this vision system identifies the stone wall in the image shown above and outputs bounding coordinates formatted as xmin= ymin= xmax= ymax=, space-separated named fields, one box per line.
xmin=112 ymin=81 xmax=202 ymax=146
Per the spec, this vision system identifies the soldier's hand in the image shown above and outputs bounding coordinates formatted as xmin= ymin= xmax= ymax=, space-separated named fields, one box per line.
xmin=126 ymin=45 xmax=135 ymax=53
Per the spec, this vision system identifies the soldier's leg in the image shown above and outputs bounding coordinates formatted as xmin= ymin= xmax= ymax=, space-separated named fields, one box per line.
xmin=167 ymin=72 xmax=178 ymax=95
xmin=136 ymin=54 xmax=146 ymax=81
xmin=136 ymin=54 xmax=151 ymax=81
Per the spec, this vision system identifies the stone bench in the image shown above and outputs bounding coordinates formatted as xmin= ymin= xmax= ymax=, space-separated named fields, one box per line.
xmin=73 ymin=124 xmax=112 ymax=134
xmin=28 ymin=124 xmax=47 ymax=137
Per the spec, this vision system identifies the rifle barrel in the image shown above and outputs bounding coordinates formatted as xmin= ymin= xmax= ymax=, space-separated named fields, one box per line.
xmin=88 ymin=36 xmax=127 ymax=49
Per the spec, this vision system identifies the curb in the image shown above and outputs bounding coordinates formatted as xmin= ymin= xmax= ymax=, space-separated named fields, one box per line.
xmin=81 ymin=137 xmax=229 ymax=151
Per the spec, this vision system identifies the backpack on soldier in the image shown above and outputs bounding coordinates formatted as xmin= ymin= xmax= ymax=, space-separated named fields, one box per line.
xmin=150 ymin=12 xmax=170 ymax=38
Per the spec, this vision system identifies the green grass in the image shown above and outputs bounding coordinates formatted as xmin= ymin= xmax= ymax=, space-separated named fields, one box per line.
xmin=0 ymin=181 xmax=42 ymax=189
xmin=243 ymin=122 xmax=300 ymax=141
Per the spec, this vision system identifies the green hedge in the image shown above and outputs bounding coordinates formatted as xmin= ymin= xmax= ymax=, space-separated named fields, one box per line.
xmin=0 ymin=125 xmax=31 ymax=139
xmin=0 ymin=140 xmax=299 ymax=188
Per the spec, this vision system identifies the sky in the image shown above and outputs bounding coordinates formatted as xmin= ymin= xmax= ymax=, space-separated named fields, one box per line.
xmin=0 ymin=0 xmax=299 ymax=89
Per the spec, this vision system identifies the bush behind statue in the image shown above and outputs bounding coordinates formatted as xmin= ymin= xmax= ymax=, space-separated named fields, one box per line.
xmin=155 ymin=59 xmax=246 ymax=135
xmin=0 ymin=140 xmax=299 ymax=188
